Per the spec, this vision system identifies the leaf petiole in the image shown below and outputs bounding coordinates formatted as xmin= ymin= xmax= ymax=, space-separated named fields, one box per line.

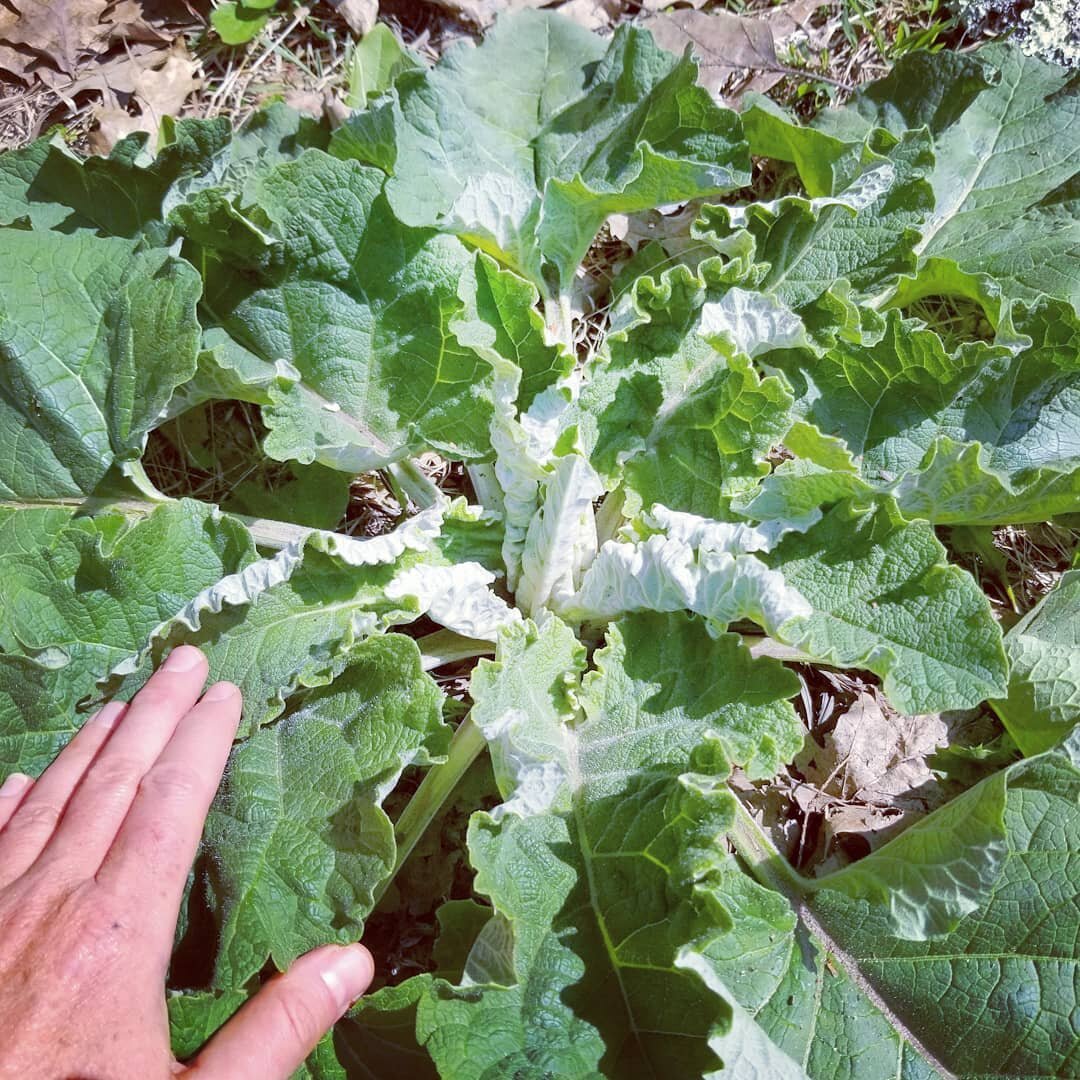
xmin=372 ymin=715 xmax=488 ymax=910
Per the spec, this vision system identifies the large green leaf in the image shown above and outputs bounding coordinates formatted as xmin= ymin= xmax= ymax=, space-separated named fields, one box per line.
xmin=0 ymin=500 xmax=254 ymax=716
xmin=916 ymin=44 xmax=1080 ymax=308
xmin=174 ymin=151 xmax=496 ymax=473
xmin=204 ymin=633 xmax=448 ymax=988
xmin=0 ymin=119 xmax=230 ymax=241
xmin=415 ymin=614 xmax=806 ymax=1076
xmin=740 ymin=299 xmax=1080 ymax=526
xmin=699 ymin=737 xmax=1080 ymax=1078
xmin=0 ymin=230 xmax=201 ymax=499
xmin=767 ymin=501 xmax=1007 ymax=713
xmin=331 ymin=11 xmax=750 ymax=300
xmin=993 ymin=570 xmax=1080 ymax=756
xmin=804 ymin=736 xmax=1080 ymax=1077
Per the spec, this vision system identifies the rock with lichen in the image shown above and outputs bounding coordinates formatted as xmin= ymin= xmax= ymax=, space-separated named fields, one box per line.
xmin=959 ymin=0 xmax=1080 ymax=68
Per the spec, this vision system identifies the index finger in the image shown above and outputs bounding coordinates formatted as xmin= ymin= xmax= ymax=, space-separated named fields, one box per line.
xmin=94 ymin=681 xmax=242 ymax=920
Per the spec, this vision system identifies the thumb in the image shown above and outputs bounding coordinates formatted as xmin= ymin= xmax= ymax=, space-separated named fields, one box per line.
xmin=187 ymin=944 xmax=374 ymax=1080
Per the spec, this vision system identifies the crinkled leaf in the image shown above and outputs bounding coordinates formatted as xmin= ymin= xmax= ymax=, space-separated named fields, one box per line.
xmin=451 ymin=252 xmax=571 ymax=413
xmin=331 ymin=11 xmax=750 ymax=298
xmin=0 ymin=230 xmax=201 ymax=499
xmin=745 ymin=300 xmax=1080 ymax=525
xmin=107 ymin=503 xmax=484 ymax=729
xmin=175 ymin=151 xmax=495 ymax=472
xmin=577 ymin=264 xmax=794 ymax=518
xmin=993 ymin=570 xmax=1080 ymax=756
xmin=205 ymin=633 xmax=448 ymax=988
xmin=695 ymin=129 xmax=933 ymax=308
xmin=517 ymin=454 xmax=603 ymax=616
xmin=767 ymin=501 xmax=1007 ymax=713
xmin=416 ymin=614 xmax=806 ymax=1076
xmin=568 ymin=533 xmax=809 ymax=639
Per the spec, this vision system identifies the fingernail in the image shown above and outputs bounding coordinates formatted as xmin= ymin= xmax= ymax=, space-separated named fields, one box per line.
xmin=202 ymin=681 xmax=238 ymax=703
xmin=0 ymin=773 xmax=31 ymax=798
xmin=163 ymin=646 xmax=204 ymax=672
xmin=320 ymin=946 xmax=373 ymax=1014
xmin=91 ymin=702 xmax=127 ymax=730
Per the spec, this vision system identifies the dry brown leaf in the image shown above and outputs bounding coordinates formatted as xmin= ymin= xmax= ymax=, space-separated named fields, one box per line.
xmin=637 ymin=0 xmax=708 ymax=10
xmin=89 ymin=41 xmax=199 ymax=153
xmin=329 ymin=0 xmax=377 ymax=36
xmin=643 ymin=1 xmax=820 ymax=98
xmin=0 ymin=0 xmax=114 ymax=75
xmin=788 ymin=690 xmax=957 ymax=872
xmin=104 ymin=0 xmax=173 ymax=44
xmin=795 ymin=691 xmax=949 ymax=811
xmin=0 ymin=44 xmax=35 ymax=84
xmin=0 ymin=3 xmax=36 ymax=83
xmin=554 ymin=0 xmax=623 ymax=33
xmin=35 ymin=42 xmax=161 ymax=104
xmin=423 ymin=0 xmax=547 ymax=30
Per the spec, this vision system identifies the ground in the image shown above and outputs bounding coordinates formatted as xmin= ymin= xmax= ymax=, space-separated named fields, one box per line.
xmin=0 ymin=0 xmax=1008 ymax=153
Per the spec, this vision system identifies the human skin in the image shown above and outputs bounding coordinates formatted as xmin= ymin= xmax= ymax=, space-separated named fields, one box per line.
xmin=0 ymin=645 xmax=374 ymax=1079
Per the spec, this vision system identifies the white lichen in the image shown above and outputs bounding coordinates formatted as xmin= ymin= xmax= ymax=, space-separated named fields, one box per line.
xmin=960 ymin=0 xmax=1080 ymax=68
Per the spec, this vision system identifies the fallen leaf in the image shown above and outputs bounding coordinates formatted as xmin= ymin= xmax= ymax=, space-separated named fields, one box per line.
xmin=643 ymin=1 xmax=820 ymax=98
xmin=104 ymin=0 xmax=173 ymax=44
xmin=283 ymin=87 xmax=329 ymax=117
xmin=0 ymin=45 xmax=33 ymax=85
xmin=423 ymin=0 xmax=547 ymax=30
xmin=554 ymin=0 xmax=623 ymax=33
xmin=89 ymin=41 xmax=199 ymax=153
xmin=795 ymin=691 xmax=949 ymax=810
xmin=0 ymin=0 xmax=113 ymax=75
xmin=36 ymin=42 xmax=162 ymax=104
xmin=328 ymin=0 xmax=377 ymax=35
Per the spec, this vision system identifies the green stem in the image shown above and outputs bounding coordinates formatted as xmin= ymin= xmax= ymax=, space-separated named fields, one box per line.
xmin=416 ymin=629 xmax=495 ymax=671
xmin=387 ymin=458 xmax=440 ymax=509
xmin=727 ymin=790 xmax=809 ymax=907
xmin=543 ymin=294 xmax=575 ymax=350
xmin=372 ymin=715 xmax=487 ymax=909
xmin=466 ymin=464 xmax=504 ymax=514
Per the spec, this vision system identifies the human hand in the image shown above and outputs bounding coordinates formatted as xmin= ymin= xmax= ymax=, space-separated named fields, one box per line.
xmin=0 ymin=646 xmax=374 ymax=1080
